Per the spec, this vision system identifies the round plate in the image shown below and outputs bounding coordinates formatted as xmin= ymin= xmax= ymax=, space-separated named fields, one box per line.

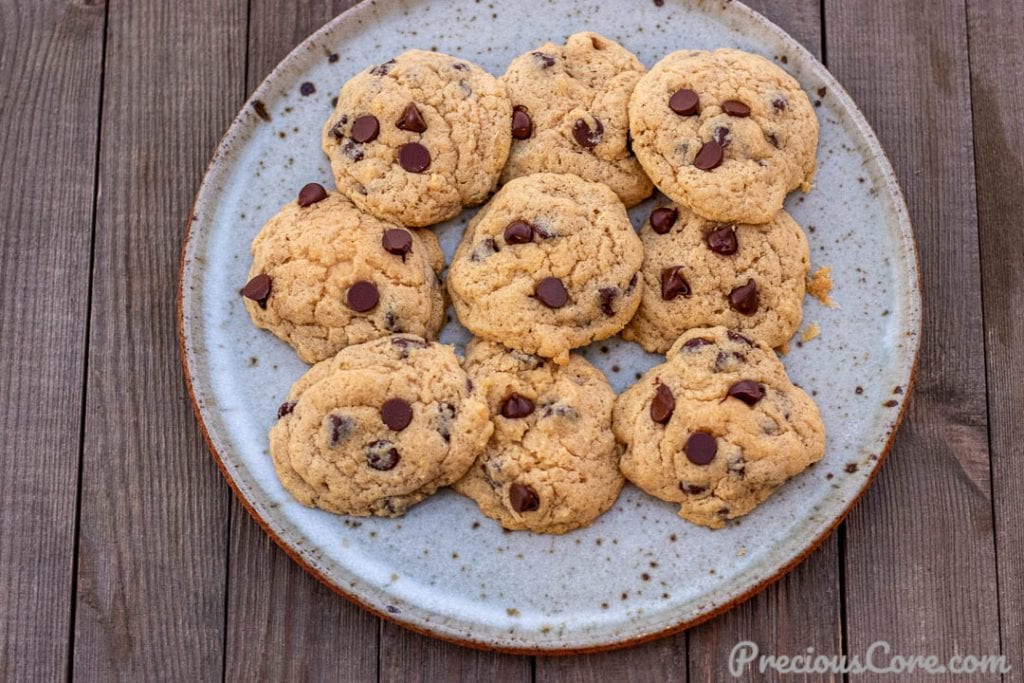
xmin=180 ymin=0 xmax=920 ymax=653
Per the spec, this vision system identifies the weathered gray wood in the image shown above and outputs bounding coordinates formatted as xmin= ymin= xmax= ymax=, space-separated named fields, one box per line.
xmin=0 ymin=1 xmax=105 ymax=680
xmin=825 ymin=1 xmax=1001 ymax=680
xmin=71 ymin=0 xmax=246 ymax=679
xmin=967 ymin=0 xmax=1024 ymax=675
xmin=378 ymin=627 xmax=531 ymax=683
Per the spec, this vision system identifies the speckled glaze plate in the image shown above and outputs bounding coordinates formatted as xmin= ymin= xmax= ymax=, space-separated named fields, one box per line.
xmin=180 ymin=0 xmax=920 ymax=653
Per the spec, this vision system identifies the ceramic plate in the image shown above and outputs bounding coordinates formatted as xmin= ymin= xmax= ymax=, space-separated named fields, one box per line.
xmin=180 ymin=0 xmax=920 ymax=653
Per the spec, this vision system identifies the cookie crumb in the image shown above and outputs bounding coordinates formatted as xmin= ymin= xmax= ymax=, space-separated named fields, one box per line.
xmin=800 ymin=322 xmax=820 ymax=343
xmin=806 ymin=266 xmax=836 ymax=307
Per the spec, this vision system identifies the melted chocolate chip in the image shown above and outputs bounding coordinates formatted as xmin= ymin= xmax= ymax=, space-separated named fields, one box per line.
xmin=650 ymin=384 xmax=675 ymax=424
xmin=727 ymin=330 xmax=753 ymax=346
xmin=350 ymin=115 xmax=380 ymax=143
xmin=772 ymin=96 xmax=787 ymax=111
xmin=382 ymin=229 xmax=413 ymax=257
xmin=714 ymin=126 xmax=731 ymax=148
xmin=511 ymin=105 xmax=533 ymax=139
xmin=392 ymin=336 xmax=427 ymax=356
xmin=370 ymin=60 xmax=396 ymax=76
xmin=661 ymin=266 xmax=690 ymax=300
xmin=728 ymin=279 xmax=758 ymax=315
xmin=398 ymin=142 xmax=431 ymax=172
xmin=347 ymin=281 xmax=379 ymax=312
xmin=706 ymin=226 xmax=738 ymax=255
xmin=669 ymin=88 xmax=700 ymax=115
xmin=681 ymin=337 xmax=713 ymax=351
xmin=501 ymin=393 xmax=535 ymax=419
xmin=365 ymin=440 xmax=400 ymax=470
xmin=509 ymin=483 xmax=540 ymax=512
xmin=650 ymin=207 xmax=679 ymax=234
xmin=722 ymin=99 xmax=750 ymax=117
xmin=471 ymin=237 xmax=500 ymax=261
xmin=694 ymin=140 xmax=724 ymax=171
xmin=532 ymin=51 xmax=555 ymax=67
xmin=679 ymin=483 xmax=706 ymax=495
xmin=297 ymin=182 xmax=328 ymax=207
xmin=327 ymin=414 xmax=353 ymax=446
xmin=242 ymin=274 xmax=272 ymax=308
xmin=277 ymin=401 xmax=296 ymax=419
xmin=727 ymin=380 xmax=765 ymax=406
xmin=599 ymin=287 xmax=617 ymax=316
xmin=380 ymin=398 xmax=413 ymax=431
xmin=684 ymin=432 xmax=717 ymax=465
xmin=384 ymin=310 xmax=402 ymax=332
xmin=342 ymin=140 xmax=364 ymax=161
xmin=535 ymin=277 xmax=568 ymax=308
xmin=396 ymin=103 xmax=427 ymax=132
xmin=503 ymin=220 xmax=533 ymax=244
xmin=572 ymin=117 xmax=603 ymax=148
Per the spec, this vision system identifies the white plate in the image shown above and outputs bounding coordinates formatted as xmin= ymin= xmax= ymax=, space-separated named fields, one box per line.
xmin=180 ymin=0 xmax=921 ymax=653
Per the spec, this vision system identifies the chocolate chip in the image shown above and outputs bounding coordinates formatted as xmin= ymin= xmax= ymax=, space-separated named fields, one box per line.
xmin=727 ymin=380 xmax=765 ymax=406
xmin=471 ymin=237 xmax=500 ymax=261
xmin=572 ymin=117 xmax=603 ymax=148
xmin=501 ymin=393 xmax=534 ymax=419
xmin=772 ymin=96 xmax=787 ymax=111
xmin=380 ymin=398 xmax=413 ymax=431
xmin=396 ymin=103 xmax=427 ymax=132
xmin=532 ymin=51 xmax=555 ymax=67
xmin=535 ymin=277 xmax=569 ymax=308
xmin=436 ymin=402 xmax=456 ymax=442
xmin=669 ymin=88 xmax=699 ymax=116
xmin=297 ymin=182 xmax=328 ymax=207
xmin=346 ymin=281 xmax=379 ymax=312
xmin=661 ymin=266 xmax=690 ymax=300
xmin=727 ymin=330 xmax=753 ymax=345
xmin=503 ymin=220 xmax=533 ymax=244
xmin=382 ymin=229 xmax=413 ymax=257
xmin=350 ymin=115 xmax=379 ymax=143
xmin=650 ymin=384 xmax=675 ymax=424
xmin=722 ymin=99 xmax=750 ymax=117
xmin=650 ymin=207 xmax=679 ymax=234
xmin=277 ymin=401 xmax=296 ymax=419
xmin=511 ymin=105 xmax=533 ymax=139
xmin=728 ymin=455 xmax=746 ymax=475
xmin=728 ymin=279 xmax=758 ymax=315
xmin=327 ymin=414 xmax=353 ymax=446
xmin=384 ymin=309 xmax=401 ymax=332
xmin=706 ymin=226 xmax=738 ymax=255
xmin=392 ymin=336 xmax=427 ymax=356
xmin=679 ymin=483 xmax=706 ymax=495
xmin=681 ymin=337 xmax=713 ymax=351
xmin=599 ymin=287 xmax=617 ymax=316
xmin=693 ymin=140 xmax=724 ymax=171
xmin=242 ymin=274 xmax=272 ymax=308
xmin=713 ymin=126 xmax=731 ymax=148
xmin=342 ymin=140 xmax=364 ymax=161
xmin=453 ymin=62 xmax=468 ymax=71
xmin=767 ymin=132 xmax=780 ymax=148
xmin=684 ymin=432 xmax=717 ymax=465
xmin=398 ymin=142 xmax=430 ymax=172
xmin=300 ymin=81 xmax=316 ymax=96
xmin=365 ymin=440 xmax=400 ymax=470
xmin=370 ymin=59 xmax=395 ymax=76
xmin=509 ymin=483 xmax=540 ymax=512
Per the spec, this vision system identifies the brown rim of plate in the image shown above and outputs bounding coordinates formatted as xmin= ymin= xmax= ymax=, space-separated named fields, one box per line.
xmin=176 ymin=0 xmax=923 ymax=655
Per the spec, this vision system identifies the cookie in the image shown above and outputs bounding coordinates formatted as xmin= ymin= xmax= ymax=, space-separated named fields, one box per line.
xmin=613 ymin=326 xmax=825 ymax=529
xmin=322 ymin=50 xmax=512 ymax=227
xmin=446 ymin=173 xmax=644 ymax=365
xmin=621 ymin=202 xmax=809 ymax=353
xmin=242 ymin=186 xmax=446 ymax=364
xmin=500 ymin=32 xmax=653 ymax=207
xmin=269 ymin=335 xmax=493 ymax=517
xmin=454 ymin=340 xmax=623 ymax=534
xmin=629 ymin=49 xmax=818 ymax=224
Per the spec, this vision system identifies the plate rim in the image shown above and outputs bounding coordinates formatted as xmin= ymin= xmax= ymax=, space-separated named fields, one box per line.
xmin=177 ymin=0 xmax=922 ymax=654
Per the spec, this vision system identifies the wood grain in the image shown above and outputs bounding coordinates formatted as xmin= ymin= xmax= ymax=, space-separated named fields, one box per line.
xmin=0 ymin=1 xmax=105 ymax=680
xmin=825 ymin=1 xmax=1002 ymax=679
xmin=967 ymin=0 xmax=1024 ymax=674
xmin=70 ymin=0 xmax=246 ymax=679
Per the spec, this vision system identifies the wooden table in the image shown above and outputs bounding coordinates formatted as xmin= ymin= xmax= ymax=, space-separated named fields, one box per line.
xmin=2 ymin=0 xmax=1021 ymax=680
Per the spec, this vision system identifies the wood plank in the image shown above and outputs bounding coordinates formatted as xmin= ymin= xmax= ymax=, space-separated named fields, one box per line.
xmin=70 ymin=0 xmax=247 ymax=679
xmin=0 ymin=1 xmax=105 ymax=679
xmin=966 ymin=0 xmax=1024 ymax=675
xmin=824 ymin=1 xmax=1002 ymax=679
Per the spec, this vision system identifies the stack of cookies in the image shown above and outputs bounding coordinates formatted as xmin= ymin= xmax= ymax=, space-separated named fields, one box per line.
xmin=241 ymin=34 xmax=825 ymax=534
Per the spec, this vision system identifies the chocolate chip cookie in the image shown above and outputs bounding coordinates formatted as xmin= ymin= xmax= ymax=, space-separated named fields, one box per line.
xmin=454 ymin=340 xmax=623 ymax=534
xmin=446 ymin=173 xmax=644 ymax=365
xmin=500 ymin=32 xmax=653 ymax=207
xmin=613 ymin=326 xmax=825 ymax=529
xmin=621 ymin=202 xmax=809 ymax=352
xmin=242 ymin=186 xmax=446 ymax=364
xmin=322 ymin=50 xmax=512 ymax=227
xmin=269 ymin=335 xmax=493 ymax=517
xmin=629 ymin=49 xmax=818 ymax=224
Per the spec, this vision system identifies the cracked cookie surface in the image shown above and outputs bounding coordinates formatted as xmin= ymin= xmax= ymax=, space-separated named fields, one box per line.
xmin=446 ymin=173 xmax=644 ymax=365
xmin=629 ymin=49 xmax=818 ymax=224
xmin=613 ymin=326 xmax=824 ymax=529
xmin=322 ymin=49 xmax=512 ymax=227
xmin=622 ymin=202 xmax=809 ymax=352
xmin=500 ymin=32 xmax=653 ymax=207
xmin=454 ymin=340 xmax=623 ymax=534
xmin=270 ymin=335 xmax=493 ymax=517
xmin=243 ymin=189 xmax=445 ymax=364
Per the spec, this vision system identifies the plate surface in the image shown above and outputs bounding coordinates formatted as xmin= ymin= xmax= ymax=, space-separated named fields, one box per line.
xmin=180 ymin=0 xmax=920 ymax=652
